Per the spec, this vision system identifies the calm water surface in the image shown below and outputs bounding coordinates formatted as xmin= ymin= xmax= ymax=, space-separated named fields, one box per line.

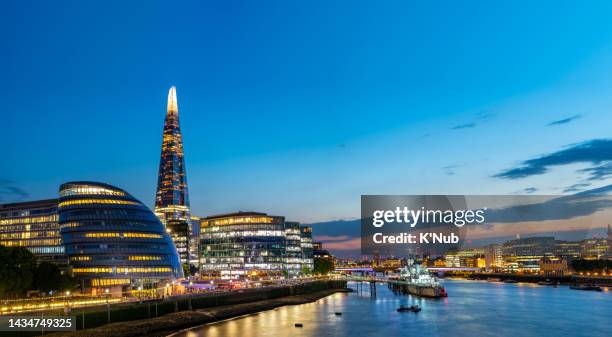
xmin=172 ymin=280 xmax=611 ymax=337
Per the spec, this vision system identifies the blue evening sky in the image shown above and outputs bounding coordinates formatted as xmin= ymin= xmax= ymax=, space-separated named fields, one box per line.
xmin=3 ymin=1 xmax=612 ymax=223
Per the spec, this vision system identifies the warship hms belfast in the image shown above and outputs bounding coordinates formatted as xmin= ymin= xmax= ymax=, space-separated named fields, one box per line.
xmin=390 ymin=260 xmax=448 ymax=298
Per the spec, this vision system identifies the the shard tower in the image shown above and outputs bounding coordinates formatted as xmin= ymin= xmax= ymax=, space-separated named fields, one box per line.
xmin=155 ymin=87 xmax=198 ymax=266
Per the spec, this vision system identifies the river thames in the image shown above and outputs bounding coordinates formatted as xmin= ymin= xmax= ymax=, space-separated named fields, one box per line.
xmin=172 ymin=280 xmax=611 ymax=337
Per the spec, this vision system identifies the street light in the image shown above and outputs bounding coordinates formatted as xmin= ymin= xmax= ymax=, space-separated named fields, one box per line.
xmin=64 ymin=291 xmax=71 ymax=315
xmin=105 ymin=288 xmax=110 ymax=323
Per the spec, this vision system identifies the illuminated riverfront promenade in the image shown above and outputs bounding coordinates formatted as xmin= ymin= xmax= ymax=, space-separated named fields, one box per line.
xmin=0 ymin=277 xmax=339 ymax=315
xmin=0 ymin=278 xmax=348 ymax=336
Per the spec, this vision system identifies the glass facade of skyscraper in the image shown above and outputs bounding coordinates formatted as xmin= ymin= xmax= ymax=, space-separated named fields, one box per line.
xmin=199 ymin=212 xmax=314 ymax=279
xmin=59 ymin=182 xmax=183 ymax=289
xmin=0 ymin=199 xmax=67 ymax=267
xmin=285 ymin=221 xmax=303 ymax=275
xmin=300 ymin=226 xmax=314 ymax=272
xmin=154 ymin=86 xmax=198 ymax=266
xmin=166 ymin=219 xmax=190 ymax=264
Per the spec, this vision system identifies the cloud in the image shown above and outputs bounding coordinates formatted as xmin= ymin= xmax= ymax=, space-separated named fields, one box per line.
xmin=577 ymin=163 xmax=612 ymax=181
xmin=451 ymin=122 xmax=476 ymax=130
xmin=523 ymin=187 xmax=538 ymax=194
xmin=314 ymin=235 xmax=351 ymax=242
xmin=450 ymin=111 xmax=495 ymax=131
xmin=547 ymin=114 xmax=582 ymax=126
xmin=443 ymin=164 xmax=457 ymax=176
xmin=306 ymin=219 xmax=360 ymax=238
xmin=320 ymin=237 xmax=361 ymax=251
xmin=563 ymin=183 xmax=591 ymax=193
xmin=0 ymin=179 xmax=29 ymax=202
xmin=307 ymin=219 xmax=362 ymax=255
xmin=574 ymin=183 xmax=612 ymax=195
xmin=494 ymin=139 xmax=612 ymax=180
xmin=485 ymin=191 xmax=612 ymax=224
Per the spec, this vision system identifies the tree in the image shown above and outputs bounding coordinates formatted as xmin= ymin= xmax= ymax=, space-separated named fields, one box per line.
xmin=59 ymin=273 xmax=79 ymax=293
xmin=0 ymin=246 xmax=37 ymax=298
xmin=189 ymin=264 xmax=199 ymax=276
xmin=34 ymin=262 xmax=62 ymax=293
xmin=571 ymin=259 xmax=612 ymax=272
xmin=313 ymin=257 xmax=334 ymax=275
xmin=182 ymin=263 xmax=191 ymax=277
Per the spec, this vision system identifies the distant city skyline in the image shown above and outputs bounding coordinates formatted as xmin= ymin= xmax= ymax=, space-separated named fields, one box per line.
xmin=4 ymin=2 xmax=612 ymax=243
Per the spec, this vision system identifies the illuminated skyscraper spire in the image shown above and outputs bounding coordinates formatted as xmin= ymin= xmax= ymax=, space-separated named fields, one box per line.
xmin=167 ymin=86 xmax=178 ymax=114
xmin=155 ymin=86 xmax=191 ymax=223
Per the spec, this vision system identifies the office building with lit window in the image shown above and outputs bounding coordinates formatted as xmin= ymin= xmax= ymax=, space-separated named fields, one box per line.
xmin=200 ymin=212 xmax=313 ymax=279
xmin=580 ymin=238 xmax=609 ymax=260
xmin=485 ymin=244 xmax=504 ymax=271
xmin=0 ymin=199 xmax=67 ymax=267
xmin=285 ymin=221 xmax=303 ymax=276
xmin=154 ymin=87 xmax=199 ymax=267
xmin=166 ymin=219 xmax=190 ymax=264
xmin=58 ymin=182 xmax=183 ymax=290
xmin=300 ymin=226 xmax=314 ymax=272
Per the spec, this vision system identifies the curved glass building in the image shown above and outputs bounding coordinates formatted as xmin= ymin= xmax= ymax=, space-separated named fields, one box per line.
xmin=58 ymin=182 xmax=183 ymax=290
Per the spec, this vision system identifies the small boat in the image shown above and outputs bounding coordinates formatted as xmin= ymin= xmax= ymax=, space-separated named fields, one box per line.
xmin=334 ymin=312 xmax=342 ymax=316
xmin=570 ymin=285 xmax=602 ymax=292
xmin=397 ymin=304 xmax=421 ymax=313
xmin=294 ymin=323 xmax=303 ymax=328
xmin=538 ymin=279 xmax=556 ymax=286
xmin=397 ymin=305 xmax=410 ymax=312
xmin=503 ymin=279 xmax=518 ymax=284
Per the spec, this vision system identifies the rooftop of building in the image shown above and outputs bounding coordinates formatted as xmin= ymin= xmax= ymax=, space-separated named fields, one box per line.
xmin=60 ymin=181 xmax=124 ymax=191
xmin=0 ymin=198 xmax=58 ymax=211
xmin=202 ymin=211 xmax=275 ymax=220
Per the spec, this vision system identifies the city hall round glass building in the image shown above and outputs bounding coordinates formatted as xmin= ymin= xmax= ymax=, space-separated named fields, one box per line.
xmin=58 ymin=182 xmax=183 ymax=290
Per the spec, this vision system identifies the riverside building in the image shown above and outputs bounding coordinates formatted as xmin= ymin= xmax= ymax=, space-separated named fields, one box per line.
xmin=0 ymin=182 xmax=184 ymax=292
xmin=0 ymin=199 xmax=67 ymax=267
xmin=285 ymin=221 xmax=303 ymax=275
xmin=166 ymin=219 xmax=190 ymax=264
xmin=300 ymin=226 xmax=314 ymax=272
xmin=154 ymin=87 xmax=199 ymax=267
xmin=58 ymin=182 xmax=183 ymax=291
xmin=199 ymin=212 xmax=314 ymax=280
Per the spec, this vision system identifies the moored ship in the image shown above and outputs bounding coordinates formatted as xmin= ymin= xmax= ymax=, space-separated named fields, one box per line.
xmin=394 ymin=261 xmax=447 ymax=298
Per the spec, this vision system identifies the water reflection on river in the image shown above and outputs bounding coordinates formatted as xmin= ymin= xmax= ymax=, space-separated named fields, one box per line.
xmin=171 ymin=280 xmax=611 ymax=337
